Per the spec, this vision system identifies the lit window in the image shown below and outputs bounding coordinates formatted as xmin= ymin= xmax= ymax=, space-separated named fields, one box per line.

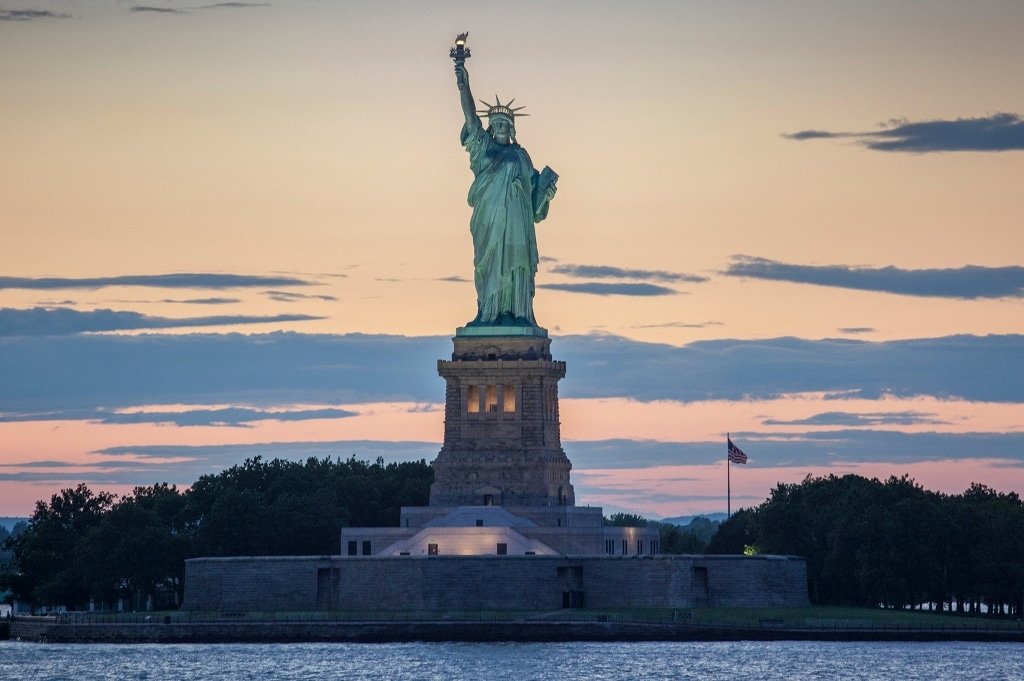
xmin=503 ymin=384 xmax=516 ymax=413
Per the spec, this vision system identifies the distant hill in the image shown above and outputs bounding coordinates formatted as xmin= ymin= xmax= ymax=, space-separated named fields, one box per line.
xmin=659 ymin=512 xmax=728 ymax=526
xmin=0 ymin=517 xmax=29 ymax=531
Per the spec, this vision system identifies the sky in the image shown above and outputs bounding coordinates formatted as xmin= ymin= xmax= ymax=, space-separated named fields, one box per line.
xmin=2 ymin=0 xmax=1023 ymax=519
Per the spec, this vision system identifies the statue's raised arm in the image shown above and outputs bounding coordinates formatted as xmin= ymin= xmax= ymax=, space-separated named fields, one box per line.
xmin=454 ymin=62 xmax=481 ymax=130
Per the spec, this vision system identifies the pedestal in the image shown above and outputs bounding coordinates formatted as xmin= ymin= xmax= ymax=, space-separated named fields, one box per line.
xmin=428 ymin=329 xmax=575 ymax=507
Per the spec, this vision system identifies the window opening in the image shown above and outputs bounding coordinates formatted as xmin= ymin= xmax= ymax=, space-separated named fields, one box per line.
xmin=503 ymin=384 xmax=516 ymax=413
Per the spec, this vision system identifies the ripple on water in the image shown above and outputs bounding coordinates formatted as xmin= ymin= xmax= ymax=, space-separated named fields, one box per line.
xmin=2 ymin=640 xmax=1022 ymax=681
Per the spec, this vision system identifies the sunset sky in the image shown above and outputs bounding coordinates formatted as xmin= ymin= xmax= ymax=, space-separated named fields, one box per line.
xmin=2 ymin=0 xmax=1023 ymax=518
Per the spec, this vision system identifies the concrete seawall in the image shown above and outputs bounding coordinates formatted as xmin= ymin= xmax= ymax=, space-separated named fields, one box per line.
xmin=10 ymin=618 xmax=1024 ymax=644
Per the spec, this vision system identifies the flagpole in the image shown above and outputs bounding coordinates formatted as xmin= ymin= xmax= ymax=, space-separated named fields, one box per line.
xmin=727 ymin=433 xmax=731 ymax=518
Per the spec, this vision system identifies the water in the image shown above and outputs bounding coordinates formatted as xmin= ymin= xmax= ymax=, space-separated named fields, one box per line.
xmin=1 ymin=640 xmax=1021 ymax=680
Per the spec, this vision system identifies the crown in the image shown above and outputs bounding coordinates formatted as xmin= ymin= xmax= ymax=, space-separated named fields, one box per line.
xmin=476 ymin=96 xmax=528 ymax=120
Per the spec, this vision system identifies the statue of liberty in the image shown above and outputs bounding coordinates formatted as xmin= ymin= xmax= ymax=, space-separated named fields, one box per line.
xmin=452 ymin=35 xmax=558 ymax=328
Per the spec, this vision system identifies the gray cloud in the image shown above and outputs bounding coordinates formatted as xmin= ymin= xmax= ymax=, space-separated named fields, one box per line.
xmin=0 ymin=332 xmax=449 ymax=414
xmin=550 ymin=264 xmax=707 ymax=284
xmin=784 ymin=113 xmax=1024 ymax=153
xmin=0 ymin=273 xmax=314 ymax=291
xmin=6 ymin=430 xmax=1010 ymax=491
xmin=725 ymin=256 xmax=1024 ymax=299
xmin=761 ymin=411 xmax=948 ymax=427
xmin=197 ymin=2 xmax=269 ymax=7
xmin=635 ymin=321 xmax=723 ymax=329
xmin=0 ymin=407 xmax=357 ymax=428
xmin=74 ymin=441 xmax=440 ymax=486
xmin=725 ymin=430 xmax=1024 ymax=467
xmin=2 ymin=332 xmax=1023 ymax=417
xmin=0 ymin=9 xmax=70 ymax=20
xmin=539 ymin=283 xmax=678 ymax=297
xmin=838 ymin=327 xmax=876 ymax=335
xmin=101 ymin=406 xmax=356 ymax=427
xmin=160 ymin=297 xmax=241 ymax=305
xmin=437 ymin=276 xmax=471 ymax=283
xmin=263 ymin=290 xmax=337 ymax=303
xmin=0 ymin=307 xmax=322 ymax=336
xmin=556 ymin=333 xmax=1024 ymax=404
xmin=130 ymin=6 xmax=185 ymax=13
xmin=572 ymin=430 xmax=1024 ymax=469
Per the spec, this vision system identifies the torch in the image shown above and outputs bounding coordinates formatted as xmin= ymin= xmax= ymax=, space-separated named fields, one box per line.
xmin=450 ymin=32 xmax=471 ymax=65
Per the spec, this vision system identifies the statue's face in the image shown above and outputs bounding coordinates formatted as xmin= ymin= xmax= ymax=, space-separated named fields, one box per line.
xmin=490 ymin=116 xmax=512 ymax=144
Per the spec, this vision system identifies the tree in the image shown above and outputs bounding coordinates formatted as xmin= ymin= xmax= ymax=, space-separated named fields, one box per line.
xmin=7 ymin=484 xmax=114 ymax=609
xmin=705 ymin=509 xmax=756 ymax=554
xmin=604 ymin=513 xmax=647 ymax=527
xmin=4 ymin=457 xmax=434 ymax=610
xmin=78 ymin=484 xmax=190 ymax=609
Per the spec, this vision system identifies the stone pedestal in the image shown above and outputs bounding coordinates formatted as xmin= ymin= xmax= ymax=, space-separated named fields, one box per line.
xmin=428 ymin=330 xmax=575 ymax=507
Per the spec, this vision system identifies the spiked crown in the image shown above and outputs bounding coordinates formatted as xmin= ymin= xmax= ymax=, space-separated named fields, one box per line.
xmin=477 ymin=96 xmax=528 ymax=121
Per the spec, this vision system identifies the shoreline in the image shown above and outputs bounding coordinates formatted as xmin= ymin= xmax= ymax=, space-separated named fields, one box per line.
xmin=7 ymin=618 xmax=1024 ymax=644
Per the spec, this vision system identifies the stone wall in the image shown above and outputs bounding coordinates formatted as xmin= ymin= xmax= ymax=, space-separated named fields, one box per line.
xmin=183 ymin=555 xmax=809 ymax=612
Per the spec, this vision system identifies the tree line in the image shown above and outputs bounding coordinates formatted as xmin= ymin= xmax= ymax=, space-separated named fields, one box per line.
xmin=0 ymin=456 xmax=432 ymax=611
xmin=5 ymin=462 xmax=1021 ymax=617
xmin=605 ymin=512 xmax=720 ymax=554
xmin=707 ymin=474 xmax=1024 ymax=616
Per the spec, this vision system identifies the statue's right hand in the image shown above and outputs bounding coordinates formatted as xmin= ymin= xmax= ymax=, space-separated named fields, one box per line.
xmin=454 ymin=63 xmax=467 ymax=86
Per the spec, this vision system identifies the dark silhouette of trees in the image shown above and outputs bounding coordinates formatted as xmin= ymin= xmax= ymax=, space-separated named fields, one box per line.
xmin=712 ymin=474 xmax=1024 ymax=616
xmin=705 ymin=509 xmax=755 ymax=555
xmin=0 ymin=456 xmax=433 ymax=611
xmin=4 ymin=460 xmax=1020 ymax=617
xmin=603 ymin=513 xmax=647 ymax=527
xmin=604 ymin=513 xmax=722 ymax=554
xmin=3 ymin=484 xmax=114 ymax=610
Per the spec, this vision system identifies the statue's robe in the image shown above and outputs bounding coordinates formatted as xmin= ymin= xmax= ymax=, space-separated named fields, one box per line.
xmin=462 ymin=121 xmax=548 ymax=325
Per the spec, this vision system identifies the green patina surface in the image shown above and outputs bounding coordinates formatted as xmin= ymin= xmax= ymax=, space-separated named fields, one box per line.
xmin=455 ymin=324 xmax=548 ymax=338
xmin=453 ymin=37 xmax=557 ymax=329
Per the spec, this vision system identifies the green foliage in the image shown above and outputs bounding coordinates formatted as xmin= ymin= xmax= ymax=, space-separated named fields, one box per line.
xmin=603 ymin=512 xmax=647 ymax=527
xmin=731 ymin=474 xmax=1024 ymax=616
xmin=0 ymin=457 xmax=433 ymax=611
xmin=3 ymin=484 xmax=114 ymax=609
xmin=705 ymin=509 xmax=755 ymax=554
xmin=656 ymin=517 xmax=721 ymax=554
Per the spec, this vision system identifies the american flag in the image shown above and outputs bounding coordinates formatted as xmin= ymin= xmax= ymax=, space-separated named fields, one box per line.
xmin=727 ymin=436 xmax=748 ymax=464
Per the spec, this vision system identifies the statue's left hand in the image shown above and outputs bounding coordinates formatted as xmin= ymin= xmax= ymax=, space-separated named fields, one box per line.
xmin=544 ymin=184 xmax=557 ymax=201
